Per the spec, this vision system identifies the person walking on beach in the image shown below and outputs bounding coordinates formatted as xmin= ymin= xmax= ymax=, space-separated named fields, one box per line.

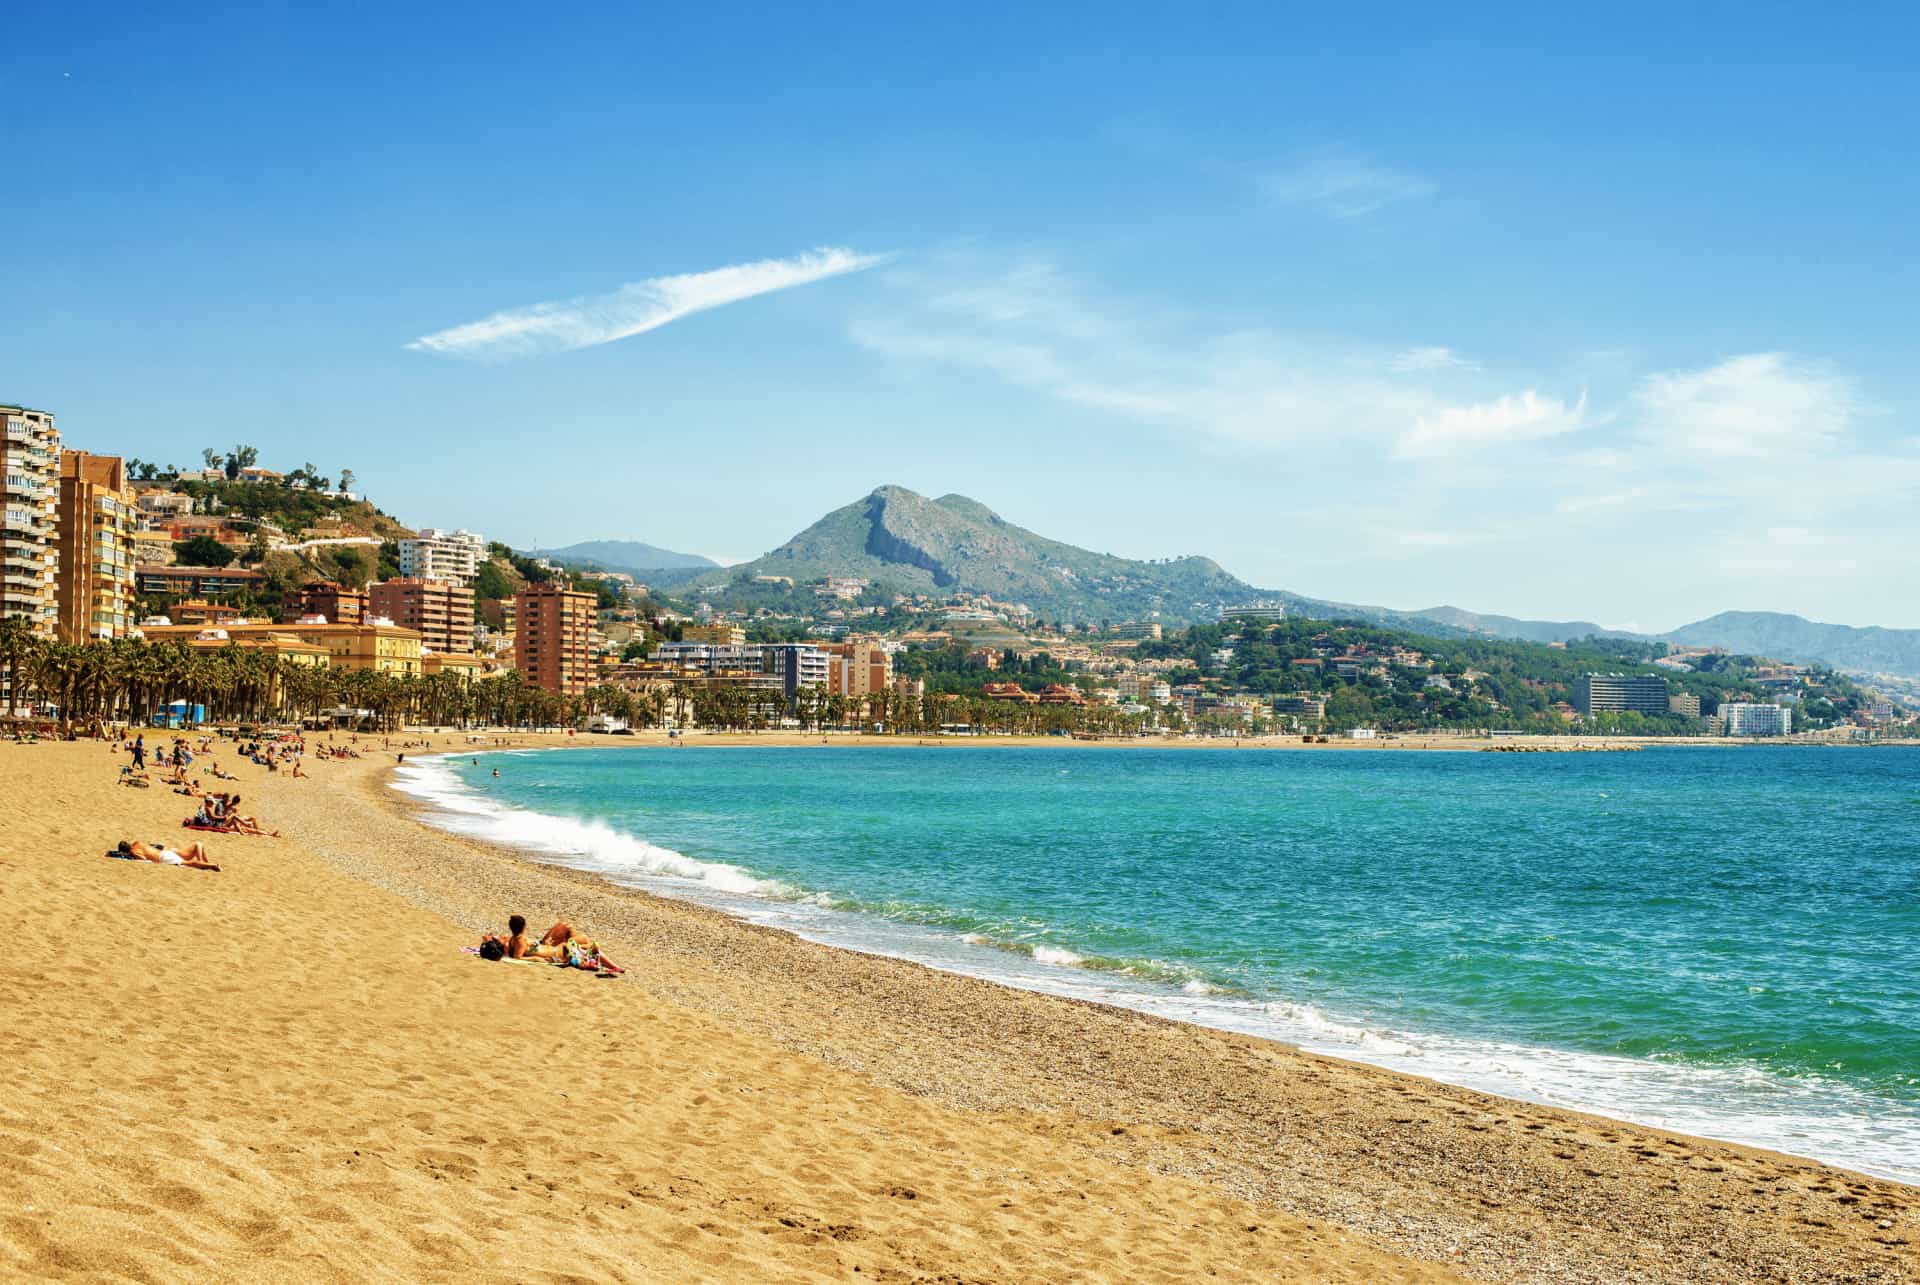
xmin=131 ymin=734 xmax=145 ymax=770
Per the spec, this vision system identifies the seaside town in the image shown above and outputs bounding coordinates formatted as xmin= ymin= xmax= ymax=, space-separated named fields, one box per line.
xmin=11 ymin=8 xmax=1920 ymax=1283
xmin=5 ymin=401 xmax=1914 ymax=742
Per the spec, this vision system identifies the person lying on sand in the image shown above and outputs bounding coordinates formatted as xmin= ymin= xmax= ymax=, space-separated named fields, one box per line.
xmin=526 ymin=921 xmax=625 ymax=973
xmin=117 ymin=839 xmax=219 ymax=871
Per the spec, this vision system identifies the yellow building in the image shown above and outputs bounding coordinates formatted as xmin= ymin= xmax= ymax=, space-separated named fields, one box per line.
xmin=140 ymin=619 xmax=423 ymax=677
xmin=421 ymin=650 xmax=492 ymax=683
xmin=55 ymin=451 xmax=138 ymax=642
xmin=682 ymin=622 xmax=747 ymax=646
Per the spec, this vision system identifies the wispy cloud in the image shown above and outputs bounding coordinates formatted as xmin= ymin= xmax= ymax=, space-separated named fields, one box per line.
xmin=1392 ymin=345 xmax=1475 ymax=373
xmin=1397 ymin=390 xmax=1587 ymax=458
xmin=408 ymin=247 xmax=887 ymax=360
xmin=1262 ymin=145 xmax=1433 ymax=218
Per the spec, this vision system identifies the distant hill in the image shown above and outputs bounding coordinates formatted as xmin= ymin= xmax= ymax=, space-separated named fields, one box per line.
xmin=1404 ymin=605 xmax=1635 ymax=645
xmin=685 ymin=485 xmax=1265 ymax=625
xmin=530 ymin=540 xmax=718 ymax=577
xmin=1657 ymin=611 xmax=1920 ymax=677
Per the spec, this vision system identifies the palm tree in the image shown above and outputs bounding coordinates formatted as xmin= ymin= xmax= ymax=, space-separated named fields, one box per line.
xmin=0 ymin=616 xmax=36 ymax=718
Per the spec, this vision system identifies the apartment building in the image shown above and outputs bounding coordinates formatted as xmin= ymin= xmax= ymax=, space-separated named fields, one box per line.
xmin=283 ymin=580 xmax=368 ymax=626
xmin=651 ymin=640 xmax=832 ymax=699
xmin=682 ymin=622 xmax=747 ymax=646
xmin=760 ymin=643 xmax=832 ymax=698
xmin=369 ymin=578 xmax=475 ymax=655
xmin=2 ymin=405 xmax=61 ymax=636
xmin=1669 ymin=692 xmax=1702 ymax=718
xmin=1572 ymin=673 xmax=1669 ymax=716
xmin=1721 ymin=702 xmax=1792 ymax=737
xmin=514 ymin=582 xmax=597 ymax=695
xmin=136 ymin=565 xmax=267 ymax=598
xmin=397 ymin=527 xmax=486 ymax=584
xmin=54 ymin=451 xmax=137 ymax=642
xmin=823 ymin=637 xmax=892 ymax=698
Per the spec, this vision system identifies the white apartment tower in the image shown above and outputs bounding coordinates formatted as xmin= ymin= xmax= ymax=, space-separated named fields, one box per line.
xmin=2 ymin=405 xmax=61 ymax=637
xmin=397 ymin=527 xmax=486 ymax=585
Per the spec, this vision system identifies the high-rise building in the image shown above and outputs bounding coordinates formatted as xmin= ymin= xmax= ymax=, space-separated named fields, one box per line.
xmin=1721 ymin=702 xmax=1791 ymax=736
xmin=54 ymin=450 xmax=137 ymax=642
xmin=1668 ymin=692 xmax=1702 ymax=718
xmin=1572 ymin=673 xmax=1669 ymax=716
xmin=283 ymin=580 xmax=368 ymax=625
xmin=369 ymin=578 xmax=475 ymax=655
xmin=1 ymin=404 xmax=61 ymax=637
xmin=396 ymin=527 xmax=486 ymax=584
xmin=514 ymin=582 xmax=596 ymax=694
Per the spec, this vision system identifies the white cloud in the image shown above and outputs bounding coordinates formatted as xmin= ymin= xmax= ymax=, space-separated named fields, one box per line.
xmin=1631 ymin=352 xmax=1857 ymax=458
xmin=1392 ymin=345 xmax=1475 ymax=373
xmin=1397 ymin=390 xmax=1587 ymax=458
xmin=409 ymin=247 xmax=888 ymax=360
xmin=1262 ymin=145 xmax=1433 ymax=218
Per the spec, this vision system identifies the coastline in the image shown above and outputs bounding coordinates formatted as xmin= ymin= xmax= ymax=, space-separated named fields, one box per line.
xmin=6 ymin=732 xmax=1913 ymax=1282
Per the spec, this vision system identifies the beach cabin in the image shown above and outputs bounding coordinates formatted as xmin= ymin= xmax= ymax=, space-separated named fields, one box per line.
xmin=151 ymin=700 xmax=208 ymax=729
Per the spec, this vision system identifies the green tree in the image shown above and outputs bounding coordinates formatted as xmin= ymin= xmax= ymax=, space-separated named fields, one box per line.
xmin=174 ymin=536 xmax=237 ymax=568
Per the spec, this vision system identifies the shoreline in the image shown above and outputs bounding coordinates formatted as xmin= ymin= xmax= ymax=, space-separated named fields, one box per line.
xmin=6 ymin=731 xmax=1914 ymax=1282
xmin=481 ymin=728 xmax=1906 ymax=752
xmin=395 ymin=743 xmax=1920 ymax=1186
xmin=345 ymin=735 xmax=1916 ymax=1282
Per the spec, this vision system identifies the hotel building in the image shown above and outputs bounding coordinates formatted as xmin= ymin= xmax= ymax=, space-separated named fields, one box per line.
xmin=514 ymin=582 xmax=597 ymax=695
xmin=397 ymin=527 xmax=486 ymax=584
xmin=369 ymin=578 xmax=475 ymax=655
xmin=2 ymin=404 xmax=61 ymax=636
xmin=1572 ymin=673 xmax=1669 ymax=716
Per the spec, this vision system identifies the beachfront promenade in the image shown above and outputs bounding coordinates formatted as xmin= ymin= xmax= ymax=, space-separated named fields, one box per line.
xmin=2 ymin=731 xmax=1912 ymax=1283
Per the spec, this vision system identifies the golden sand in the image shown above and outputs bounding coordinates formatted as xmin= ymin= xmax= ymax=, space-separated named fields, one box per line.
xmin=1 ymin=733 xmax=1913 ymax=1283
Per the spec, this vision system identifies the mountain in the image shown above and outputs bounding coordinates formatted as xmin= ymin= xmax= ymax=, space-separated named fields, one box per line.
xmin=1657 ymin=611 xmax=1920 ymax=677
xmin=530 ymin=540 xmax=718 ymax=577
xmin=686 ymin=485 xmax=1267 ymax=624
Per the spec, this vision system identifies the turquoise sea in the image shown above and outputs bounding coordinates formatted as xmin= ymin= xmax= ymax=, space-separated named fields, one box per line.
xmin=396 ymin=744 xmax=1920 ymax=1181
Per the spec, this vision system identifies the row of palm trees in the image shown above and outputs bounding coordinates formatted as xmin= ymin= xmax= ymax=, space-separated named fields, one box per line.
xmin=0 ymin=622 xmax=588 ymax=732
xmin=0 ymin=619 xmax=1156 ymax=737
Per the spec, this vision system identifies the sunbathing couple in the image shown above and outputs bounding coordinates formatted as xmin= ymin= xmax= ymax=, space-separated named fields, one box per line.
xmin=190 ymin=792 xmax=279 ymax=837
xmin=480 ymin=915 xmax=624 ymax=974
xmin=115 ymin=839 xmax=220 ymax=871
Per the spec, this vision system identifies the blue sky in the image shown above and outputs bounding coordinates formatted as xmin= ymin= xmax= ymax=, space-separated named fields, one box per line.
xmin=6 ymin=3 xmax=1918 ymax=630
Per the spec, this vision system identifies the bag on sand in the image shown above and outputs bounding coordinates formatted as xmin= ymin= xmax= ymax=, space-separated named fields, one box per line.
xmin=478 ymin=938 xmax=506 ymax=962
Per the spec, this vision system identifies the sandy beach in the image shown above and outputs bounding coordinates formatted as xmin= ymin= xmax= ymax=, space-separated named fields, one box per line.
xmin=3 ymin=732 xmax=1914 ymax=1283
